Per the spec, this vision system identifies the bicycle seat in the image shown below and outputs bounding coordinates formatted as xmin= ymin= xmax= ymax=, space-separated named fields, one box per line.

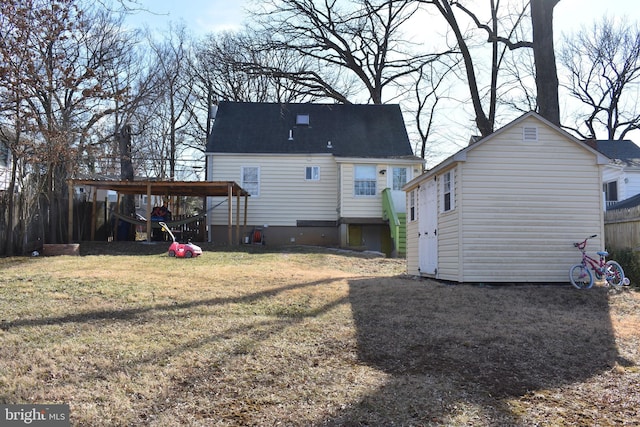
xmin=597 ymin=251 xmax=609 ymax=257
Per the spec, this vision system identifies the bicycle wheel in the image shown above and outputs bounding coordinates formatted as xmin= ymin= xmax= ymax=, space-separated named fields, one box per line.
xmin=570 ymin=264 xmax=593 ymax=289
xmin=605 ymin=260 xmax=625 ymax=287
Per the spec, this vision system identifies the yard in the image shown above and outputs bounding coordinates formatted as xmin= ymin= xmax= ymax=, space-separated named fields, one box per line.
xmin=0 ymin=243 xmax=639 ymax=426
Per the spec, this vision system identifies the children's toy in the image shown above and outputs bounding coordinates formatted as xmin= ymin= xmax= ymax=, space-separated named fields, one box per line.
xmin=159 ymin=222 xmax=202 ymax=258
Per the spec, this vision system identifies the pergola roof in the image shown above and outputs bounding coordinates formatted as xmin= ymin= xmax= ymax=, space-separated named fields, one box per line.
xmin=67 ymin=179 xmax=250 ymax=244
xmin=69 ymin=179 xmax=249 ymax=198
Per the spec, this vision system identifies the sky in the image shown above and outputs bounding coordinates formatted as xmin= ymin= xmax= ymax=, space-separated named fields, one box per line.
xmin=128 ymin=0 xmax=640 ymax=37
xmin=125 ymin=0 xmax=640 ymax=161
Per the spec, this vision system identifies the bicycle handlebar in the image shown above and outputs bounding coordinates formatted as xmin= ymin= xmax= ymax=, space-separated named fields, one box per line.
xmin=574 ymin=234 xmax=598 ymax=248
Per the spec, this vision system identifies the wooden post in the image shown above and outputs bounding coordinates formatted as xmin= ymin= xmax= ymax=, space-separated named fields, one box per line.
xmin=67 ymin=181 xmax=74 ymax=243
xmin=243 ymin=193 xmax=248 ymax=239
xmin=146 ymin=183 xmax=152 ymax=242
xmin=227 ymin=183 xmax=233 ymax=245
xmin=235 ymin=190 xmax=241 ymax=244
xmin=114 ymin=194 xmax=121 ymax=241
xmin=91 ymin=187 xmax=97 ymax=241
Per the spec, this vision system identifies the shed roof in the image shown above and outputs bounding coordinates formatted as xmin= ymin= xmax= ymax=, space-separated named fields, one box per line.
xmin=206 ymin=101 xmax=418 ymax=159
xmin=404 ymin=111 xmax=610 ymax=191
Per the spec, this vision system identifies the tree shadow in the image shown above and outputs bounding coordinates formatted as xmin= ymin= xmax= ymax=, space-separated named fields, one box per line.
xmin=324 ymin=278 xmax=626 ymax=425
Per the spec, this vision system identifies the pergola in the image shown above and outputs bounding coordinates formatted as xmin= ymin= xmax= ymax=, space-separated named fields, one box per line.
xmin=67 ymin=179 xmax=250 ymax=244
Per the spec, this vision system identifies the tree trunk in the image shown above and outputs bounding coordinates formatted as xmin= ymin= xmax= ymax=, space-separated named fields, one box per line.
xmin=118 ymin=124 xmax=135 ymax=220
xmin=531 ymin=0 xmax=560 ymax=125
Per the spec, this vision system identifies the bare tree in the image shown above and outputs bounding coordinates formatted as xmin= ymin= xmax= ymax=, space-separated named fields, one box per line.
xmin=419 ymin=0 xmax=561 ymax=134
xmin=530 ymin=0 xmax=560 ymax=125
xmin=0 ymin=0 xmax=152 ymax=245
xmin=248 ymin=0 xmax=449 ymax=105
xmin=146 ymin=23 xmax=197 ymax=181
xmin=560 ymin=17 xmax=640 ymax=140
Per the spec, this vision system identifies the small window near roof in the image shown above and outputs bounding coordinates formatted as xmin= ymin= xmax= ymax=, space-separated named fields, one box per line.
xmin=523 ymin=126 xmax=538 ymax=141
xmin=296 ymin=114 xmax=310 ymax=125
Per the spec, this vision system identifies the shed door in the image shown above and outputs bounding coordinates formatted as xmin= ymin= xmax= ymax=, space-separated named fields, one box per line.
xmin=419 ymin=179 xmax=438 ymax=275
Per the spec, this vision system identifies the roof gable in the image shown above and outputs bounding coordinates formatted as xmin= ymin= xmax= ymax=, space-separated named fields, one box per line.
xmin=594 ymin=140 xmax=640 ymax=167
xmin=206 ymin=102 xmax=415 ymax=158
xmin=404 ymin=111 xmax=608 ymax=190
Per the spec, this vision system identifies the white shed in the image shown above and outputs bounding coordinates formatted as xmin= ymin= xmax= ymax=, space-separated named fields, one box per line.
xmin=404 ymin=112 xmax=610 ymax=283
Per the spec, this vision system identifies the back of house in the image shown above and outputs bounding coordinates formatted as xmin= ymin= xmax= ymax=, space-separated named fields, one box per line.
xmin=205 ymin=101 xmax=424 ymax=254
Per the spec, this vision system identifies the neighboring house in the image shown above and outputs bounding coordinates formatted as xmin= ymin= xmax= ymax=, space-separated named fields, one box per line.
xmin=403 ymin=111 xmax=609 ymax=283
xmin=591 ymin=139 xmax=640 ymax=208
xmin=0 ymin=134 xmax=11 ymax=192
xmin=205 ymin=101 xmax=424 ymax=255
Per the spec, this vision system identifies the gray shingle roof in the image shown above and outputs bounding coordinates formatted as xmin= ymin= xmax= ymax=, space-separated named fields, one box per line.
xmin=607 ymin=192 xmax=640 ymax=210
xmin=594 ymin=140 xmax=640 ymax=167
xmin=206 ymin=102 xmax=417 ymax=158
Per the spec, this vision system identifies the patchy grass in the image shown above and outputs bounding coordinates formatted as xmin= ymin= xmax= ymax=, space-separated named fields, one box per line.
xmin=0 ymin=243 xmax=639 ymax=426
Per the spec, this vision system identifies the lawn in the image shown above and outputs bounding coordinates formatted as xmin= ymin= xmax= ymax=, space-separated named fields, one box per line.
xmin=0 ymin=243 xmax=639 ymax=426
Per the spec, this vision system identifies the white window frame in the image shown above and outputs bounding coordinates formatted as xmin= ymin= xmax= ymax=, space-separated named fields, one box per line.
xmin=354 ymin=165 xmax=377 ymax=197
xmin=241 ymin=166 xmax=260 ymax=197
xmin=441 ymin=170 xmax=454 ymax=212
xmin=409 ymin=189 xmax=416 ymax=222
xmin=305 ymin=166 xmax=320 ymax=181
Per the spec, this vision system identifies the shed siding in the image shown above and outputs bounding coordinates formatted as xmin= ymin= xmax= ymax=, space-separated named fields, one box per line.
xmin=457 ymin=117 xmax=603 ymax=282
xmin=435 ymin=166 xmax=461 ymax=281
xmin=209 ymin=154 xmax=338 ymax=226
xmin=405 ymin=189 xmax=419 ymax=274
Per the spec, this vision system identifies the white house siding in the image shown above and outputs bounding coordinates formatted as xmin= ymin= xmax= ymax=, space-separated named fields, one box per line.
xmin=624 ymin=170 xmax=640 ymax=199
xmin=207 ymin=153 xmax=338 ymax=226
xmin=338 ymin=160 xmax=422 ymax=218
xmin=339 ymin=162 xmax=385 ymax=218
xmin=603 ymin=165 xmax=640 ymax=203
xmin=457 ymin=118 xmax=604 ymax=283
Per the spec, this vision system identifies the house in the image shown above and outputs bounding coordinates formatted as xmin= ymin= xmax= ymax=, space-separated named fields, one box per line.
xmin=403 ymin=111 xmax=609 ymax=283
xmin=0 ymin=133 xmax=12 ymax=191
xmin=205 ymin=101 xmax=424 ymax=255
xmin=591 ymin=139 xmax=640 ymax=208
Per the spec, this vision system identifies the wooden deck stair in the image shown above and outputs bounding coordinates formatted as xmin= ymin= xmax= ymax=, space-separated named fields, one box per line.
xmin=382 ymin=188 xmax=407 ymax=257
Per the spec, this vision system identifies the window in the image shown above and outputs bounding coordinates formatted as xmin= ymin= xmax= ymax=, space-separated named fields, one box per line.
xmin=603 ymin=180 xmax=618 ymax=202
xmin=296 ymin=114 xmax=310 ymax=125
xmin=242 ymin=166 xmax=260 ymax=196
xmin=442 ymin=171 xmax=454 ymax=212
xmin=354 ymin=165 xmax=376 ymax=196
xmin=409 ymin=190 xmax=416 ymax=221
xmin=392 ymin=167 xmax=408 ymax=190
xmin=305 ymin=166 xmax=320 ymax=181
xmin=0 ymin=142 xmax=8 ymax=167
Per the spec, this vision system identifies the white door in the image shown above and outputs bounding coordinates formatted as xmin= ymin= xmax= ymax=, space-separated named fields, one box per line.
xmin=418 ymin=178 xmax=438 ymax=275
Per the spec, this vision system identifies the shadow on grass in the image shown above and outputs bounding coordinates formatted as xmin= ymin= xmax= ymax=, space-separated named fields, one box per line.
xmin=0 ymin=278 xmax=338 ymax=331
xmin=327 ymin=278 xmax=625 ymax=425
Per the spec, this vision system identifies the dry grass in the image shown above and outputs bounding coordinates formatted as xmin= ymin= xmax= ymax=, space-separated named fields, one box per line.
xmin=0 ymin=243 xmax=639 ymax=426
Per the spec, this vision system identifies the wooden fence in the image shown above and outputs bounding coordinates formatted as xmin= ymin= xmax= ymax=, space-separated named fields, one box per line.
xmin=604 ymin=206 xmax=640 ymax=250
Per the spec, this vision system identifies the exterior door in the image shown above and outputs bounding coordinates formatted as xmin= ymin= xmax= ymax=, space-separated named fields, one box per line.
xmin=418 ymin=178 xmax=438 ymax=275
xmin=390 ymin=167 xmax=409 ymax=213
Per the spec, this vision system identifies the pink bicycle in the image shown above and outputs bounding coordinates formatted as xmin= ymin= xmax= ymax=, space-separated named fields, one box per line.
xmin=569 ymin=235 xmax=629 ymax=289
